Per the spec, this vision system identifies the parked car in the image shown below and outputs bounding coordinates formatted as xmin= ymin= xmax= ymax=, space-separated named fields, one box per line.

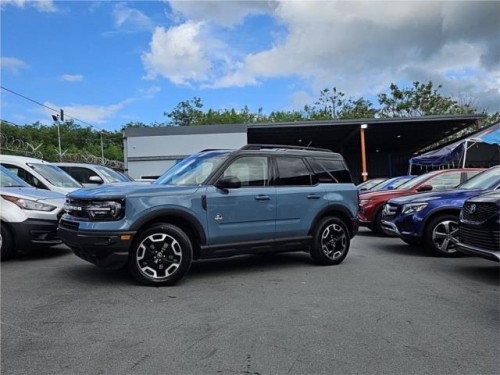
xmin=0 ymin=166 xmax=66 ymax=260
xmin=455 ymin=190 xmax=500 ymax=262
xmin=357 ymin=178 xmax=387 ymax=191
xmin=381 ymin=166 xmax=500 ymax=256
xmin=58 ymin=145 xmax=359 ymax=286
xmin=0 ymin=155 xmax=82 ymax=194
xmin=358 ymin=168 xmax=484 ymax=235
xmin=362 ymin=175 xmax=416 ymax=192
xmin=55 ymin=162 xmax=134 ymax=187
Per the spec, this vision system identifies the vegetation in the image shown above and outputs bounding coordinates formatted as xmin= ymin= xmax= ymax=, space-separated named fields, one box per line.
xmin=1 ymin=81 xmax=498 ymax=162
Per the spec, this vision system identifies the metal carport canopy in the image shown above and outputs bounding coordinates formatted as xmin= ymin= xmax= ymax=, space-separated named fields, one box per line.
xmin=247 ymin=115 xmax=485 ymax=155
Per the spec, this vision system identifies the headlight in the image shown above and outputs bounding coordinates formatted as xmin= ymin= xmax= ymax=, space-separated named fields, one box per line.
xmin=402 ymin=203 xmax=428 ymax=215
xmin=87 ymin=200 xmax=124 ymax=220
xmin=2 ymin=195 xmax=56 ymax=211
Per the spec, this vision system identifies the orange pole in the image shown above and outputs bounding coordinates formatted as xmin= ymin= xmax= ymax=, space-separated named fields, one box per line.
xmin=360 ymin=128 xmax=368 ymax=182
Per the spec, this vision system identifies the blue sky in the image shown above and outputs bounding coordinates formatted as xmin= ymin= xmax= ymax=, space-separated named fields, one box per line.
xmin=1 ymin=0 xmax=499 ymax=132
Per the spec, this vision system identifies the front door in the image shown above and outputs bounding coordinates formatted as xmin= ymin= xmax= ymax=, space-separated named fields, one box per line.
xmin=205 ymin=156 xmax=276 ymax=246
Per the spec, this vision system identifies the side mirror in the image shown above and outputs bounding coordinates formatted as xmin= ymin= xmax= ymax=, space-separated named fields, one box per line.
xmin=216 ymin=176 xmax=241 ymax=190
xmin=89 ymin=175 xmax=104 ymax=184
xmin=416 ymin=184 xmax=432 ymax=192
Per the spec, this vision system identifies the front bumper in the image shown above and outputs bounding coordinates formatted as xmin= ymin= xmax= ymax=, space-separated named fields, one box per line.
xmin=9 ymin=219 xmax=61 ymax=249
xmin=456 ymin=242 xmax=500 ymax=263
xmin=58 ymin=225 xmax=136 ymax=269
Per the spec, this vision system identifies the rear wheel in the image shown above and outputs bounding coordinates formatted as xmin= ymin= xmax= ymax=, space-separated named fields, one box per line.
xmin=373 ymin=210 xmax=387 ymax=236
xmin=1 ymin=225 xmax=16 ymax=261
xmin=128 ymin=223 xmax=193 ymax=286
xmin=310 ymin=217 xmax=350 ymax=265
xmin=423 ymin=214 xmax=460 ymax=257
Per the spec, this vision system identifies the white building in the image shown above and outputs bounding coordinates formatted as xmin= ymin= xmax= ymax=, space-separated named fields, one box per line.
xmin=123 ymin=124 xmax=248 ymax=179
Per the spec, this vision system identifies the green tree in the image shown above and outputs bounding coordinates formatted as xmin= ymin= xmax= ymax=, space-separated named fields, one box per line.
xmin=164 ymin=97 xmax=204 ymax=126
xmin=377 ymin=81 xmax=477 ymax=117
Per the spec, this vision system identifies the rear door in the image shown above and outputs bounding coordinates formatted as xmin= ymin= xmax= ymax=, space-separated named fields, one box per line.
xmin=274 ymin=156 xmax=327 ymax=238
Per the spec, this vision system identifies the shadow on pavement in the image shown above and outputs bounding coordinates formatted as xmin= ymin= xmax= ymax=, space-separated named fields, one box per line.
xmin=447 ymin=263 xmax=500 ymax=286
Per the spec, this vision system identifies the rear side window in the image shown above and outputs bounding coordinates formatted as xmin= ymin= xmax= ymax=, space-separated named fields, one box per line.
xmin=308 ymin=158 xmax=352 ymax=183
xmin=426 ymin=171 xmax=462 ymax=191
xmin=61 ymin=166 xmax=98 ymax=184
xmin=275 ymin=157 xmax=314 ymax=186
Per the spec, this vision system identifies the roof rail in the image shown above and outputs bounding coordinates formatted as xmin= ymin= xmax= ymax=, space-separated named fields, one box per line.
xmin=241 ymin=144 xmax=331 ymax=152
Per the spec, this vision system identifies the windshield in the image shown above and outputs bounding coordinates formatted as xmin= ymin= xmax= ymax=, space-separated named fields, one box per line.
xmin=29 ymin=163 xmax=82 ymax=188
xmin=456 ymin=167 xmax=500 ymax=190
xmin=95 ymin=166 xmax=132 ymax=183
xmin=155 ymin=151 xmax=230 ymax=186
xmin=397 ymin=172 xmax=438 ymax=190
xmin=0 ymin=166 xmax=30 ymax=187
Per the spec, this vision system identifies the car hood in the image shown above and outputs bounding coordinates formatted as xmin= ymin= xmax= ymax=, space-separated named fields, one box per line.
xmin=67 ymin=182 xmax=200 ymax=200
xmin=0 ymin=186 xmax=66 ymax=200
xmin=388 ymin=189 xmax=485 ymax=205
xmin=359 ymin=189 xmax=412 ymax=201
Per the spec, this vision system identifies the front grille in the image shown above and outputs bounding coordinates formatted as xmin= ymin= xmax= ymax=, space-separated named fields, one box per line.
xmin=462 ymin=202 xmax=497 ymax=223
xmin=60 ymin=219 xmax=80 ymax=231
xmin=459 ymin=227 xmax=500 ymax=251
xmin=64 ymin=199 xmax=91 ymax=219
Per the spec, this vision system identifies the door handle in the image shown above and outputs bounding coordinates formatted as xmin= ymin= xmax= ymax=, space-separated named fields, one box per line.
xmin=255 ymin=195 xmax=270 ymax=201
xmin=307 ymin=194 xmax=321 ymax=199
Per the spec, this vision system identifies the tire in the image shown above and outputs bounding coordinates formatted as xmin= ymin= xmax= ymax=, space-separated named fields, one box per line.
xmin=310 ymin=217 xmax=350 ymax=265
xmin=128 ymin=223 xmax=193 ymax=286
xmin=373 ymin=210 xmax=387 ymax=236
xmin=423 ymin=214 xmax=460 ymax=257
xmin=1 ymin=225 xmax=16 ymax=261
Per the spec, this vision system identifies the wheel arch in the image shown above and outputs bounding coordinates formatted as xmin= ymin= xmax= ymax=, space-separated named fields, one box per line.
xmin=0 ymin=220 xmax=15 ymax=246
xmin=421 ymin=207 xmax=461 ymax=236
xmin=130 ymin=210 xmax=206 ymax=260
xmin=309 ymin=205 xmax=355 ymax=238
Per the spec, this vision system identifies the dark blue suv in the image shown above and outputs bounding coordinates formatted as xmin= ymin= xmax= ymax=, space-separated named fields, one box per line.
xmin=381 ymin=166 xmax=500 ymax=256
xmin=58 ymin=145 xmax=359 ymax=286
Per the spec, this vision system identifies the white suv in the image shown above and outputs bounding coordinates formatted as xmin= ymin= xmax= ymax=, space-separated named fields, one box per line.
xmin=0 ymin=155 xmax=82 ymax=194
xmin=1 ymin=166 xmax=66 ymax=260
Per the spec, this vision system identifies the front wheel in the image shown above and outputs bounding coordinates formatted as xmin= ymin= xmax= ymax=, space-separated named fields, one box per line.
xmin=310 ymin=217 xmax=350 ymax=265
xmin=128 ymin=223 xmax=193 ymax=286
xmin=423 ymin=214 xmax=460 ymax=257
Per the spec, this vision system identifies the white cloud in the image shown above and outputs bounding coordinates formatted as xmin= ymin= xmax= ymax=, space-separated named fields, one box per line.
xmin=60 ymin=74 xmax=83 ymax=82
xmin=142 ymin=22 xmax=211 ymax=85
xmin=152 ymin=1 xmax=499 ymax=112
xmin=0 ymin=57 xmax=28 ymax=74
xmin=112 ymin=2 xmax=154 ymax=32
xmin=41 ymin=99 xmax=135 ymax=125
xmin=168 ymin=0 xmax=277 ymax=28
xmin=139 ymin=86 xmax=162 ymax=98
xmin=1 ymin=0 xmax=57 ymax=12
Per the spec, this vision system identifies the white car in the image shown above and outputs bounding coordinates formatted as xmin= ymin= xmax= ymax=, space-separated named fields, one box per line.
xmin=0 ymin=155 xmax=82 ymax=194
xmin=55 ymin=162 xmax=134 ymax=187
xmin=0 ymin=166 xmax=66 ymax=260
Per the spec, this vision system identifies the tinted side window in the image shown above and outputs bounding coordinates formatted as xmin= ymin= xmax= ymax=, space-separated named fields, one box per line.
xmin=308 ymin=158 xmax=352 ymax=183
xmin=426 ymin=172 xmax=462 ymax=191
xmin=222 ymin=156 xmax=269 ymax=187
xmin=276 ymin=157 xmax=313 ymax=186
xmin=62 ymin=166 xmax=98 ymax=184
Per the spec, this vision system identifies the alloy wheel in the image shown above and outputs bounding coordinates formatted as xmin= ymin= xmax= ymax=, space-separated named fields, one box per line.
xmin=321 ymin=224 xmax=347 ymax=260
xmin=136 ymin=233 xmax=182 ymax=279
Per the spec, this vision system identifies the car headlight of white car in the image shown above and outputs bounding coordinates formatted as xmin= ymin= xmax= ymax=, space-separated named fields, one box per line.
xmin=401 ymin=202 xmax=428 ymax=215
xmin=2 ymin=195 xmax=56 ymax=211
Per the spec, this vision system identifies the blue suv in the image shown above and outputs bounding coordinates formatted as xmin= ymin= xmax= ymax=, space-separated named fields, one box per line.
xmin=58 ymin=145 xmax=359 ymax=286
xmin=381 ymin=166 xmax=500 ymax=256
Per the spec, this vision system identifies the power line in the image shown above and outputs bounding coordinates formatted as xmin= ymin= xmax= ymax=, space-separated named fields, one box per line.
xmin=1 ymin=85 xmax=107 ymax=132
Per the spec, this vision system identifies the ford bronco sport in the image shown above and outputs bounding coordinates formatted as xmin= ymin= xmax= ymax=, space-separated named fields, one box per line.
xmin=58 ymin=145 xmax=359 ymax=286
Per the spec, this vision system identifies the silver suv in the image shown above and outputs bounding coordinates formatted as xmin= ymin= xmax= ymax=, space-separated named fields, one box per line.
xmin=1 ymin=166 xmax=66 ymax=260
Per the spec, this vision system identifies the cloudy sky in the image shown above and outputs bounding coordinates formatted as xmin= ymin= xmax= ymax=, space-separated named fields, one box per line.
xmin=1 ymin=0 xmax=499 ymax=131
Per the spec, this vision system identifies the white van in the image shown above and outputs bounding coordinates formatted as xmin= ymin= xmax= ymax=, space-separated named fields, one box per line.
xmin=0 ymin=155 xmax=83 ymax=195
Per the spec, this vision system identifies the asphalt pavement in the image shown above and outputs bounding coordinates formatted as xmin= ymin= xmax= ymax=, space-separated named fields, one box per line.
xmin=1 ymin=228 xmax=498 ymax=375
